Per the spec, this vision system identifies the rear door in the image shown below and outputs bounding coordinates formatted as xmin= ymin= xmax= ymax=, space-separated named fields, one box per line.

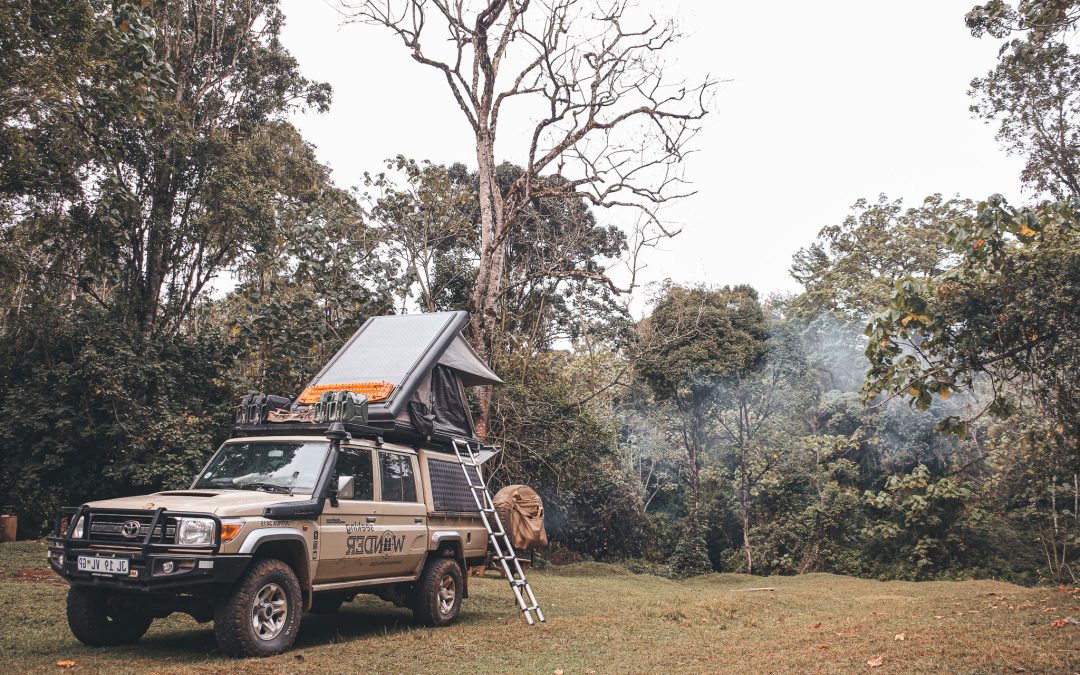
xmin=371 ymin=450 xmax=428 ymax=578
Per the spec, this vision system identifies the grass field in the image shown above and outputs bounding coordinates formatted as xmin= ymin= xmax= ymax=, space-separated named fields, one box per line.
xmin=1 ymin=540 xmax=1077 ymax=674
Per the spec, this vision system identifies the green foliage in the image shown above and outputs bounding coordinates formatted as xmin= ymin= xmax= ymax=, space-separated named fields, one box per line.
xmin=636 ymin=283 xmax=768 ymax=404
xmin=0 ymin=308 xmax=236 ymax=535
xmin=489 ymin=351 xmax=650 ymax=562
xmin=668 ymin=517 xmax=714 ymax=578
xmin=971 ymin=42 xmax=1080 ymax=197
xmin=789 ymin=195 xmax=970 ymax=321
xmin=0 ymin=0 xmax=342 ymax=533
xmin=364 ymin=157 xmax=632 ymax=350
xmin=862 ymin=465 xmax=985 ymax=578
xmin=863 ymin=195 xmax=1080 ymax=446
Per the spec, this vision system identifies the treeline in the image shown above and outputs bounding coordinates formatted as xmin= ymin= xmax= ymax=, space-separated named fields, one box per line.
xmin=1 ymin=1 xmax=1076 ymax=584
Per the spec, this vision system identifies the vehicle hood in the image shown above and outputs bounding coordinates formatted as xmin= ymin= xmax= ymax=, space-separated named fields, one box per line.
xmin=84 ymin=490 xmax=309 ymax=518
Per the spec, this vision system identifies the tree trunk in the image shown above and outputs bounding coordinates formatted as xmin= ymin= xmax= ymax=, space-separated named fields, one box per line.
xmin=680 ymin=414 xmax=701 ymax=522
xmin=468 ymin=126 xmax=506 ymax=438
xmin=741 ymin=473 xmax=753 ymax=574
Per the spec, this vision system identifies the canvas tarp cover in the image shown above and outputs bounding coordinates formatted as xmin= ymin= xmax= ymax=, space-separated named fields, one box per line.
xmin=493 ymin=485 xmax=548 ymax=550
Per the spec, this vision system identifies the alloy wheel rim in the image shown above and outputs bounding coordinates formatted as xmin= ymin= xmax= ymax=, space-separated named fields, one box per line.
xmin=438 ymin=574 xmax=456 ymax=615
xmin=251 ymin=582 xmax=288 ymax=641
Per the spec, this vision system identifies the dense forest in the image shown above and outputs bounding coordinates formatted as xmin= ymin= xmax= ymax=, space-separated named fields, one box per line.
xmin=1 ymin=0 xmax=1077 ymax=585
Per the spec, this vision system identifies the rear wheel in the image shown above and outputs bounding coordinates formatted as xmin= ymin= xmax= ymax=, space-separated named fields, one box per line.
xmin=412 ymin=557 xmax=463 ymax=627
xmin=66 ymin=587 xmax=152 ymax=646
xmin=214 ymin=558 xmax=302 ymax=657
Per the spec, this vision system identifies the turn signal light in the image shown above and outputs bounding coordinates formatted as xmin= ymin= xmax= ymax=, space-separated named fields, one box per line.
xmin=220 ymin=522 xmax=243 ymax=543
xmin=298 ymin=381 xmax=394 ymax=405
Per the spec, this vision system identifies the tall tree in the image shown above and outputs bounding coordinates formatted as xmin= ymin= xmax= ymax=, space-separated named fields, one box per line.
xmin=0 ymin=1 xmax=342 ymax=532
xmin=968 ymin=1 xmax=1080 ymax=197
xmin=346 ymin=0 xmax=714 ymax=432
xmin=3 ymin=0 xmax=333 ymax=339
xmin=636 ymin=283 xmax=769 ymax=572
xmin=710 ymin=317 xmax=816 ymax=573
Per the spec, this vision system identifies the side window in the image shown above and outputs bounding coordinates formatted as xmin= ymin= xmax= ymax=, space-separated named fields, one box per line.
xmin=336 ymin=447 xmax=373 ymax=501
xmin=378 ymin=452 xmax=417 ymax=503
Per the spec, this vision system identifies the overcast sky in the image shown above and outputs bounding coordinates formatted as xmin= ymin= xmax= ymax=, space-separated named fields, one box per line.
xmin=278 ymin=0 xmax=1025 ymax=306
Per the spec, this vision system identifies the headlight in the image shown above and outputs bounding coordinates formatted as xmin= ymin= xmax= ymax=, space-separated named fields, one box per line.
xmin=71 ymin=516 xmax=85 ymax=539
xmin=177 ymin=517 xmax=215 ymax=545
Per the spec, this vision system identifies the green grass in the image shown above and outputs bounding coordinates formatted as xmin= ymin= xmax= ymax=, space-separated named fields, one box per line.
xmin=1 ymin=540 xmax=1078 ymax=673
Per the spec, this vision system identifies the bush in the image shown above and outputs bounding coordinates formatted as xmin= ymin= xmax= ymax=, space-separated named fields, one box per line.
xmin=668 ymin=516 xmax=714 ymax=578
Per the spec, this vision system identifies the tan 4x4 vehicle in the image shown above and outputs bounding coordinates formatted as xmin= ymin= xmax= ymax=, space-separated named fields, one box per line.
xmin=48 ymin=427 xmax=491 ymax=657
xmin=47 ymin=311 xmax=522 ymax=657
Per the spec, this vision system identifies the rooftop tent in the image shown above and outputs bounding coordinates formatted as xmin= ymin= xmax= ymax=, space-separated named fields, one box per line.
xmin=302 ymin=311 xmax=501 ymax=440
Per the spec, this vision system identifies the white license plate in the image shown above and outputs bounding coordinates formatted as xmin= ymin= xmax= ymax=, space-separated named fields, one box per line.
xmin=77 ymin=556 xmax=129 ymax=575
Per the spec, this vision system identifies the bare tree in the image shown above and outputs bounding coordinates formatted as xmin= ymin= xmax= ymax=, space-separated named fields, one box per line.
xmin=344 ymin=0 xmax=714 ymax=432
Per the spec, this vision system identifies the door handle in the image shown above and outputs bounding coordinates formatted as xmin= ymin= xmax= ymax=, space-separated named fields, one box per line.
xmin=414 ymin=517 xmax=423 ymax=523
xmin=366 ymin=516 xmax=377 ymax=523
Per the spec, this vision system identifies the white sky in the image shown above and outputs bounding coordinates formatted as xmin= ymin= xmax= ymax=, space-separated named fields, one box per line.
xmin=278 ymin=0 xmax=1025 ymax=305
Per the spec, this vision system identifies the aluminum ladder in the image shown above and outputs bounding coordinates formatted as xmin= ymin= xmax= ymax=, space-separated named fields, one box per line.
xmin=452 ymin=438 xmax=545 ymax=625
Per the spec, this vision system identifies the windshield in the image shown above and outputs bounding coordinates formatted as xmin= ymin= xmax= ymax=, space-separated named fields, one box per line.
xmin=192 ymin=441 xmax=329 ymax=495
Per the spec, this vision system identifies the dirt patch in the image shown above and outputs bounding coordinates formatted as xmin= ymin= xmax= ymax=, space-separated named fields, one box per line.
xmin=13 ymin=567 xmax=63 ymax=584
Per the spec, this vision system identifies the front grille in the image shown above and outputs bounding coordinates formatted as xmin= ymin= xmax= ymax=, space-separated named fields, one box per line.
xmin=85 ymin=512 xmax=177 ymax=544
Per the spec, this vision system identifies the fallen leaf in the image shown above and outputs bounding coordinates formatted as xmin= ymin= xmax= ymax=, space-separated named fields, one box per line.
xmin=1042 ymin=607 xmax=1056 ymax=612
xmin=894 ymin=633 xmax=905 ymax=641
xmin=1050 ymin=619 xmax=1069 ymax=628
xmin=1018 ymin=224 xmax=1036 ymax=237
xmin=816 ymin=644 xmax=829 ymax=651
xmin=584 ymin=670 xmax=597 ymax=674
xmin=554 ymin=670 xmax=564 ymax=675
xmin=807 ymin=622 xmax=822 ymax=630
xmin=867 ymin=656 xmax=884 ymax=668
xmin=55 ymin=661 xmax=77 ymax=669
xmin=934 ymin=615 xmax=945 ymax=619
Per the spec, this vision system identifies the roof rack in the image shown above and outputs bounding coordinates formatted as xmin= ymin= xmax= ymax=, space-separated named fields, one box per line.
xmin=230 ymin=421 xmax=499 ymax=460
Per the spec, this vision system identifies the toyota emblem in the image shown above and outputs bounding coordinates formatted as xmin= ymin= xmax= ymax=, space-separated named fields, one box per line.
xmin=120 ymin=520 xmax=142 ymax=539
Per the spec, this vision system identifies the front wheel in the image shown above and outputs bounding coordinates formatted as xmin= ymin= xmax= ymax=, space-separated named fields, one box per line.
xmin=412 ymin=557 xmax=463 ymax=627
xmin=214 ymin=558 xmax=302 ymax=657
xmin=66 ymin=587 xmax=152 ymax=646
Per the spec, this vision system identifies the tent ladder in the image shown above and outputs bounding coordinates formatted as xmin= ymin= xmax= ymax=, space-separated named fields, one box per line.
xmin=451 ymin=438 xmax=545 ymax=625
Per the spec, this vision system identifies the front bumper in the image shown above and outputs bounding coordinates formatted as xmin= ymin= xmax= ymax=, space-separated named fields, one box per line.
xmin=48 ymin=505 xmax=250 ymax=592
xmin=47 ymin=548 xmax=251 ymax=591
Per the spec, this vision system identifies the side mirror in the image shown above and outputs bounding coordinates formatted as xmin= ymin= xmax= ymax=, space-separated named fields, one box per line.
xmin=337 ymin=475 xmax=355 ymax=501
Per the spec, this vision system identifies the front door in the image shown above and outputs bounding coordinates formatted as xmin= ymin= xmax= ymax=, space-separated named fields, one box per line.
xmin=315 ymin=445 xmax=377 ymax=582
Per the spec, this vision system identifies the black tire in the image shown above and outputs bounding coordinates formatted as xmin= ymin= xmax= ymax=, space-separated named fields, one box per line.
xmin=214 ymin=558 xmax=302 ymax=658
xmin=66 ymin=587 xmax=152 ymax=647
xmin=308 ymin=593 xmax=345 ymax=615
xmin=412 ymin=557 xmax=463 ymax=627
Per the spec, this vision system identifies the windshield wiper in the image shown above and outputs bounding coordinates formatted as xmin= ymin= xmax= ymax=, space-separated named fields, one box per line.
xmin=237 ymin=482 xmax=293 ymax=496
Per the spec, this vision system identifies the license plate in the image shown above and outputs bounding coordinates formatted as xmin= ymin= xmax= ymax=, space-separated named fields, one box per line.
xmin=77 ymin=555 xmax=129 ymax=575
